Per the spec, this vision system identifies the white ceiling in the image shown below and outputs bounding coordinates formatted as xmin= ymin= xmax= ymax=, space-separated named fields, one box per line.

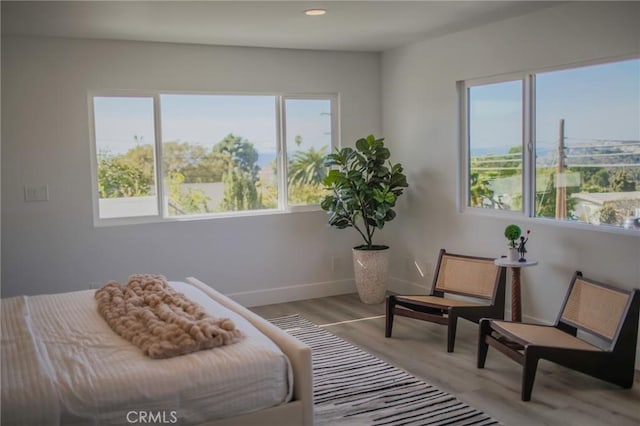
xmin=1 ymin=1 xmax=559 ymax=52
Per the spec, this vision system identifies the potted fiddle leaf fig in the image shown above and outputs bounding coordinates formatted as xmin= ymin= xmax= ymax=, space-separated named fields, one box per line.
xmin=320 ymin=135 xmax=408 ymax=304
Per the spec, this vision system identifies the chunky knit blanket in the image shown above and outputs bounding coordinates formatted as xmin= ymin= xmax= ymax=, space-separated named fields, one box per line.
xmin=95 ymin=274 xmax=243 ymax=359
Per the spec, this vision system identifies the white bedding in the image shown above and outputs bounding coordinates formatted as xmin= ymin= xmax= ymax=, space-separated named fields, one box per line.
xmin=1 ymin=281 xmax=292 ymax=426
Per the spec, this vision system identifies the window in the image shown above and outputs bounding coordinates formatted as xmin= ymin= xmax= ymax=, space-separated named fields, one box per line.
xmin=90 ymin=92 xmax=337 ymax=224
xmin=462 ymin=57 xmax=640 ymax=231
xmin=467 ymin=80 xmax=523 ymax=212
xmin=284 ymin=98 xmax=333 ymax=206
xmin=160 ymin=94 xmax=277 ymax=216
xmin=93 ymin=96 xmax=158 ymax=219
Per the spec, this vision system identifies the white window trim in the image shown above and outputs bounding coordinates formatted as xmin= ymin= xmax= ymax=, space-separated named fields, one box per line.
xmin=458 ymin=55 xmax=640 ymax=236
xmin=88 ymin=90 xmax=339 ymax=227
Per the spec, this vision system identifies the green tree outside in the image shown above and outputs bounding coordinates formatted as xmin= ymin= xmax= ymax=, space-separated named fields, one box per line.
xmin=470 ymin=144 xmax=638 ymax=221
xmin=97 ymin=132 xmax=335 ymax=214
xmin=97 ymin=152 xmax=153 ymax=198
xmin=214 ymin=134 xmax=263 ymax=211
xmin=599 ymin=203 xmax=620 ymax=225
xmin=167 ymin=172 xmax=210 ymax=215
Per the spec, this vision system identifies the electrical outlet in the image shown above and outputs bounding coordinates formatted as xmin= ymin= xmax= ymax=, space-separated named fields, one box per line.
xmin=24 ymin=185 xmax=49 ymax=202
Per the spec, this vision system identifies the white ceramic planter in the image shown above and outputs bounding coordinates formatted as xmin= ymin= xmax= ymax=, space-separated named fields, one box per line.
xmin=352 ymin=247 xmax=390 ymax=304
xmin=508 ymin=247 xmax=519 ymax=261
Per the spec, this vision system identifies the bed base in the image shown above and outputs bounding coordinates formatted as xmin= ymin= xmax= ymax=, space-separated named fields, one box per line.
xmin=186 ymin=277 xmax=313 ymax=426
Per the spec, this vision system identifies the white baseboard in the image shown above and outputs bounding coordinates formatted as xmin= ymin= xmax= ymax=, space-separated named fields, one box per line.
xmin=229 ymin=276 xmax=425 ymax=308
xmin=229 ymin=276 xmax=423 ymax=307
xmin=227 ymin=279 xmax=356 ymax=307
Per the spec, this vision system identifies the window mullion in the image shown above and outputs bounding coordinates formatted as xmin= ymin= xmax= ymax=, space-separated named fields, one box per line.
xmin=154 ymin=94 xmax=165 ymax=218
xmin=458 ymin=82 xmax=470 ymax=212
xmin=277 ymin=96 xmax=287 ymax=210
xmin=331 ymin=94 xmax=340 ymax=149
xmin=523 ymin=75 xmax=535 ymax=217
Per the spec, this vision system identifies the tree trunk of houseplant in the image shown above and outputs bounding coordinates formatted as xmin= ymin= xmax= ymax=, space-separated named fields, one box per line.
xmin=352 ymin=246 xmax=390 ymax=304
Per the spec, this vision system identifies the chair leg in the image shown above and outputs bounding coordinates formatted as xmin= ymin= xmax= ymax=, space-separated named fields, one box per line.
xmin=447 ymin=314 xmax=458 ymax=353
xmin=385 ymin=295 xmax=396 ymax=338
xmin=522 ymin=351 xmax=540 ymax=401
xmin=477 ymin=319 xmax=491 ymax=368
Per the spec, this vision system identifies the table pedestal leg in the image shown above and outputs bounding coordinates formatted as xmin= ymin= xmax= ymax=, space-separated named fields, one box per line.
xmin=511 ymin=267 xmax=522 ymax=322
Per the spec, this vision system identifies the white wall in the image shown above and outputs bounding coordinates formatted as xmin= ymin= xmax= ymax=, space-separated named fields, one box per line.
xmin=382 ymin=2 xmax=640 ymax=365
xmin=1 ymin=36 xmax=381 ymax=301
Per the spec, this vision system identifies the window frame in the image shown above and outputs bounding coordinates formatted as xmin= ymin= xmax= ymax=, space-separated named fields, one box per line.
xmin=89 ymin=90 xmax=339 ymax=226
xmin=458 ymin=55 xmax=640 ymax=235
xmin=459 ymin=72 xmax=530 ymax=214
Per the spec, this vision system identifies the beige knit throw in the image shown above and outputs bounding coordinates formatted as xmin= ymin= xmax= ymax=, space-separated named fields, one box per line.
xmin=95 ymin=274 xmax=243 ymax=359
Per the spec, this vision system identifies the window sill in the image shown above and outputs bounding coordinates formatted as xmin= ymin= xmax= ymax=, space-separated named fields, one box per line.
xmin=460 ymin=206 xmax=640 ymax=237
xmin=93 ymin=205 xmax=324 ymax=228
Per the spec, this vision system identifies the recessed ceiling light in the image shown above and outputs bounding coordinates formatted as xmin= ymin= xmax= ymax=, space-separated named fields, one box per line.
xmin=304 ymin=9 xmax=327 ymax=16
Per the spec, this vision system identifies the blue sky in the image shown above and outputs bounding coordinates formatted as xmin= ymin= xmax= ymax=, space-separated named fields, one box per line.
xmin=93 ymin=94 xmax=332 ymax=157
xmin=160 ymin=94 xmax=277 ymax=152
xmin=93 ymin=97 xmax=155 ymax=154
xmin=284 ymin=98 xmax=332 ymax=153
xmin=469 ymin=57 xmax=639 ymax=154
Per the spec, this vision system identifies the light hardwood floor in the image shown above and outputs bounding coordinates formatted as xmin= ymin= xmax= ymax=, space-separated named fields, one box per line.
xmin=251 ymin=293 xmax=640 ymax=426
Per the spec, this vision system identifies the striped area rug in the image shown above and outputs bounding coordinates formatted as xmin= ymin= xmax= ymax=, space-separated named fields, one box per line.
xmin=269 ymin=314 xmax=501 ymax=426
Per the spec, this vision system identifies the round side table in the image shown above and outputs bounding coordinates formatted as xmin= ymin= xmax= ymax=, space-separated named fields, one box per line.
xmin=494 ymin=258 xmax=538 ymax=322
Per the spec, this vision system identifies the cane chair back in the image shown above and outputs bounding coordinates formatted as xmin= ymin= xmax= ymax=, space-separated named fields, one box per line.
xmin=434 ymin=253 xmax=501 ymax=300
xmin=559 ymin=276 xmax=632 ymax=342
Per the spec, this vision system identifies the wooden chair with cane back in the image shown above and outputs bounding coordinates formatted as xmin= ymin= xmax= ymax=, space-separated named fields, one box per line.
xmin=477 ymin=271 xmax=640 ymax=401
xmin=385 ymin=249 xmax=506 ymax=352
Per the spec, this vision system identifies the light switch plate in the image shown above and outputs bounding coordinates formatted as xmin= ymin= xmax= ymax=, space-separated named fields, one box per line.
xmin=24 ymin=185 xmax=49 ymax=202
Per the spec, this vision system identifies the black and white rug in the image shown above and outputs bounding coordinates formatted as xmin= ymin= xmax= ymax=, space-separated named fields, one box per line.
xmin=269 ymin=314 xmax=501 ymax=426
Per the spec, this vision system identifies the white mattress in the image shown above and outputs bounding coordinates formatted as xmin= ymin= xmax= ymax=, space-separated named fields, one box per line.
xmin=1 ymin=281 xmax=292 ymax=425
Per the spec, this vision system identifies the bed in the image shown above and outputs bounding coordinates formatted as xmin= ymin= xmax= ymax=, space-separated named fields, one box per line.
xmin=0 ymin=277 xmax=313 ymax=426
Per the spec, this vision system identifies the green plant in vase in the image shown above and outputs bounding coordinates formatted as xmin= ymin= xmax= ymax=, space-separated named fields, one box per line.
xmin=320 ymin=135 xmax=408 ymax=249
xmin=504 ymin=224 xmax=531 ymax=261
xmin=320 ymin=134 xmax=408 ymax=303
xmin=504 ymin=224 xmax=522 ymax=249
